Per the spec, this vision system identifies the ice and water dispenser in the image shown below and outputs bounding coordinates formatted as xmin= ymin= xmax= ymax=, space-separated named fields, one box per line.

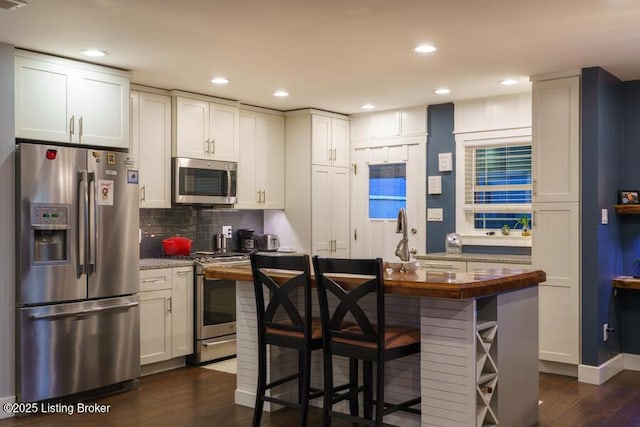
xmin=31 ymin=204 xmax=69 ymax=263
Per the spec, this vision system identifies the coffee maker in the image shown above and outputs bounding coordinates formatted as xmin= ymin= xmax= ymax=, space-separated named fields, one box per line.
xmin=237 ymin=229 xmax=256 ymax=252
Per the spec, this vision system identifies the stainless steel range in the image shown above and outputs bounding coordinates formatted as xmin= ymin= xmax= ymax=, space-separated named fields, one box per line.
xmin=188 ymin=252 xmax=249 ymax=364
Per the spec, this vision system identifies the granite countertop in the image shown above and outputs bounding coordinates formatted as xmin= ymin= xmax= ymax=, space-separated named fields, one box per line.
xmin=204 ymin=264 xmax=545 ymax=299
xmin=140 ymin=258 xmax=194 ymax=270
xmin=414 ymin=252 xmax=531 ymax=265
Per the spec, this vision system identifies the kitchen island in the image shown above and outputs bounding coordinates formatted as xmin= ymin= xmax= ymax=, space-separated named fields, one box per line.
xmin=206 ymin=264 xmax=545 ymax=427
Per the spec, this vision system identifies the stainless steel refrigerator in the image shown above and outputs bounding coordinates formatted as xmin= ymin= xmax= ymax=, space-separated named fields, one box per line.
xmin=15 ymin=142 xmax=140 ymax=403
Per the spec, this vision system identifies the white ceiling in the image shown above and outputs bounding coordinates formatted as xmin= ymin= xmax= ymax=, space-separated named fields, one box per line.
xmin=1 ymin=0 xmax=640 ymax=115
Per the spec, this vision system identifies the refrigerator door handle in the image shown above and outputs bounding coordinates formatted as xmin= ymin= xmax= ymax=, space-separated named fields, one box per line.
xmin=77 ymin=170 xmax=87 ymax=277
xmin=87 ymin=171 xmax=97 ymax=275
xmin=28 ymin=302 xmax=140 ymax=320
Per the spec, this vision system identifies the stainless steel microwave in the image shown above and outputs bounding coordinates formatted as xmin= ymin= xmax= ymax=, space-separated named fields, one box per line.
xmin=172 ymin=157 xmax=237 ymax=205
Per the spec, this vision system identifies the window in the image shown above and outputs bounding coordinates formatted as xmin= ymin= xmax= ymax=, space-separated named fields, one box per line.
xmin=463 ymin=141 xmax=532 ymax=231
xmin=368 ymin=163 xmax=406 ymax=219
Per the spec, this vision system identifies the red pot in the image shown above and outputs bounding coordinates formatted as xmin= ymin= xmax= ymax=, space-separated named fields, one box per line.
xmin=162 ymin=237 xmax=192 ymax=256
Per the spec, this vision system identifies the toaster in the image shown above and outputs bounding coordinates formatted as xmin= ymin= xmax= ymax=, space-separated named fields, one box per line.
xmin=256 ymin=234 xmax=280 ymax=251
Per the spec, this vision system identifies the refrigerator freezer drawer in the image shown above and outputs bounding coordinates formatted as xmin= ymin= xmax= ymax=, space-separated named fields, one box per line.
xmin=17 ymin=295 xmax=140 ymax=402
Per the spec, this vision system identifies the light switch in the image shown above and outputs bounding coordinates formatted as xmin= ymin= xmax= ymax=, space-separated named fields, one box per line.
xmin=438 ymin=152 xmax=453 ymax=172
xmin=427 ymin=208 xmax=443 ymax=221
xmin=601 ymin=208 xmax=608 ymax=225
xmin=428 ymin=176 xmax=442 ymax=194
xmin=222 ymin=225 xmax=233 ymax=238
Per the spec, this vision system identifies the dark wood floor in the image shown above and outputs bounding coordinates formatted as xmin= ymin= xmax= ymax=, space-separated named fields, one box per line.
xmin=2 ymin=367 xmax=640 ymax=426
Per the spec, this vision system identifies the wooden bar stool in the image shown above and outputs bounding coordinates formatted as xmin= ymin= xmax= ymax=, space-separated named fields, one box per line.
xmin=312 ymin=256 xmax=422 ymax=427
xmin=249 ymin=253 xmax=324 ymax=427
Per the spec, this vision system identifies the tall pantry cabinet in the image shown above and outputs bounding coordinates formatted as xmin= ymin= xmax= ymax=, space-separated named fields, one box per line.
xmin=531 ymin=75 xmax=581 ymax=368
xmin=283 ymin=110 xmax=350 ymax=257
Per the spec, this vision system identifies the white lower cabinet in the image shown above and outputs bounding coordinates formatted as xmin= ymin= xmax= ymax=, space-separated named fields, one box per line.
xmin=418 ymin=259 xmax=467 ymax=272
xmin=139 ymin=266 xmax=194 ymax=366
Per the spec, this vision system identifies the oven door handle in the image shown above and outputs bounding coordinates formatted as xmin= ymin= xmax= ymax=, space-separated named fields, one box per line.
xmin=203 ymin=339 xmax=236 ymax=347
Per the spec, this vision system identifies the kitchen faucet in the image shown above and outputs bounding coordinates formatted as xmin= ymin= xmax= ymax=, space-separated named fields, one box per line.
xmin=395 ymin=207 xmax=410 ymax=261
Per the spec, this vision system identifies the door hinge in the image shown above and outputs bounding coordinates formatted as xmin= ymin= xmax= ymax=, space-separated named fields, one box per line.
xmin=353 ymin=229 xmax=358 ymax=241
xmin=352 ymin=163 xmax=357 ymax=175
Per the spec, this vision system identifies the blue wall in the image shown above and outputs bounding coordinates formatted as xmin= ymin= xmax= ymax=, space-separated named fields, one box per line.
xmin=426 ymin=103 xmax=455 ymax=252
xmin=617 ymin=79 xmax=640 ymax=353
xmin=581 ymin=67 xmax=623 ymax=365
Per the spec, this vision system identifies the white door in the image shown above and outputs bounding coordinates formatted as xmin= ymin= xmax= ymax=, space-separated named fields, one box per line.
xmin=140 ymin=289 xmax=172 ymax=365
xmin=175 ymin=97 xmax=209 ymax=159
xmin=311 ymin=115 xmax=332 ymax=166
xmin=331 ymin=167 xmax=350 ymax=257
xmin=532 ymin=201 xmax=580 ymax=364
xmin=532 ymin=76 xmax=580 ymax=203
xmin=15 ymin=55 xmax=72 ymax=143
xmin=259 ymin=114 xmax=285 ymax=209
xmin=331 ymin=118 xmax=350 ymax=168
xmin=237 ymin=112 xmax=258 ymax=209
xmin=171 ymin=267 xmax=194 ymax=357
xmin=351 ymin=143 xmax=426 ymax=261
xmin=312 ymin=165 xmax=332 ymax=256
xmin=138 ymin=92 xmax=172 ymax=208
xmin=74 ymin=69 xmax=129 ymax=148
xmin=209 ymin=103 xmax=239 ymax=161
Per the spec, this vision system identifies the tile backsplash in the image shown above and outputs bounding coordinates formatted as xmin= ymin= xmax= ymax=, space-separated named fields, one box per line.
xmin=140 ymin=207 xmax=263 ymax=257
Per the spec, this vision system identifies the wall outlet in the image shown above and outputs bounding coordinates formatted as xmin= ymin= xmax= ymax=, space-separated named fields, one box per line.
xmin=603 ymin=323 xmax=609 ymax=342
xmin=222 ymin=225 xmax=233 ymax=238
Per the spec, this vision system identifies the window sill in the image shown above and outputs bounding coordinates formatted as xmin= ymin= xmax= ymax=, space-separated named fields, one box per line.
xmin=459 ymin=234 xmax=532 ymax=247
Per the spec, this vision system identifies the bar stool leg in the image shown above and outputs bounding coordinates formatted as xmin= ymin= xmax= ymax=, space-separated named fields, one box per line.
xmin=363 ymin=361 xmax=373 ymax=420
xmin=349 ymin=358 xmax=359 ymax=416
xmin=300 ymin=348 xmax=312 ymax=426
xmin=253 ymin=342 xmax=267 ymax=427
xmin=322 ymin=351 xmax=333 ymax=427
xmin=375 ymin=361 xmax=385 ymax=427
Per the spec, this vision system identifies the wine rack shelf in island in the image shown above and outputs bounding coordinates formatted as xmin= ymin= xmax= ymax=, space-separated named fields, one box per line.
xmin=476 ymin=298 xmax=498 ymax=427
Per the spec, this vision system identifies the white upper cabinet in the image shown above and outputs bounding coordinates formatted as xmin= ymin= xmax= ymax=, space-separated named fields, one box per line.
xmin=454 ymin=93 xmax=531 ymax=134
xmin=350 ymin=105 xmax=426 ymax=142
xmin=130 ymin=89 xmax=172 ymax=208
xmin=311 ymin=165 xmax=350 ymax=257
xmin=311 ymin=114 xmax=350 ymax=167
xmin=237 ymin=109 xmax=285 ymax=209
xmin=15 ymin=50 xmax=130 ymax=149
xmin=172 ymin=93 xmax=239 ymax=161
xmin=532 ymin=76 xmax=580 ymax=203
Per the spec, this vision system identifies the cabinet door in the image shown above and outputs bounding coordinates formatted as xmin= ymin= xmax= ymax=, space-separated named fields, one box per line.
xmin=312 ymin=115 xmax=332 ymax=166
xmin=532 ymin=202 xmax=580 ymax=364
xmin=209 ymin=103 xmax=239 ymax=161
xmin=15 ymin=55 xmax=72 ymax=143
xmin=312 ymin=165 xmax=332 ymax=256
xmin=74 ymin=69 xmax=129 ymax=148
xmin=331 ymin=167 xmax=350 ymax=257
xmin=140 ymin=289 xmax=172 ymax=365
xmin=175 ymin=97 xmax=210 ymax=159
xmin=137 ymin=92 xmax=172 ymax=208
xmin=532 ymin=76 xmax=580 ymax=203
xmin=467 ymin=261 xmax=528 ymax=272
xmin=260 ymin=114 xmax=285 ymax=209
xmin=171 ymin=267 xmax=194 ymax=357
xmin=418 ymin=259 xmax=467 ymax=272
xmin=236 ymin=112 xmax=259 ymax=209
xmin=331 ymin=118 xmax=350 ymax=168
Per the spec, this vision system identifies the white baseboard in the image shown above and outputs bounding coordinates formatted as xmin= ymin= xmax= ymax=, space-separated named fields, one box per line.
xmin=539 ymin=360 xmax=578 ymax=377
xmin=623 ymin=353 xmax=640 ymax=371
xmin=0 ymin=395 xmax=16 ymax=419
xmin=578 ymin=354 xmax=624 ymax=385
xmin=235 ymin=388 xmax=255 ymax=409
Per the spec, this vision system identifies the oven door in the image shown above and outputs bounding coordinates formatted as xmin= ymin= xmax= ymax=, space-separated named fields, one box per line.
xmin=196 ymin=275 xmax=237 ymax=340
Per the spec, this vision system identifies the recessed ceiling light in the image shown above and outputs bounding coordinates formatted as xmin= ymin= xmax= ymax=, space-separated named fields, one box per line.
xmin=211 ymin=77 xmax=229 ymax=85
xmin=434 ymin=88 xmax=451 ymax=95
xmin=414 ymin=44 xmax=437 ymax=53
xmin=361 ymin=104 xmax=376 ymax=110
xmin=82 ymin=49 xmax=107 ymax=58
xmin=500 ymin=79 xmax=518 ymax=86
xmin=273 ymin=91 xmax=289 ymax=97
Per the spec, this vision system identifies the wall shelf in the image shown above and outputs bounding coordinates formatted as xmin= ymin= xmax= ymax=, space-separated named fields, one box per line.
xmin=614 ymin=204 xmax=640 ymax=214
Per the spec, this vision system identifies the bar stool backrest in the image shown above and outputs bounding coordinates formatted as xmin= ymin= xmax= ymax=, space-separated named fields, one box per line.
xmin=250 ymin=253 xmax=313 ymax=338
xmin=312 ymin=256 xmax=385 ymax=350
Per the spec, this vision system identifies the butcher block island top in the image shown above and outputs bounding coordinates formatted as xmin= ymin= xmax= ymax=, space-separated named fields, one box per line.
xmin=204 ymin=264 xmax=545 ymax=299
